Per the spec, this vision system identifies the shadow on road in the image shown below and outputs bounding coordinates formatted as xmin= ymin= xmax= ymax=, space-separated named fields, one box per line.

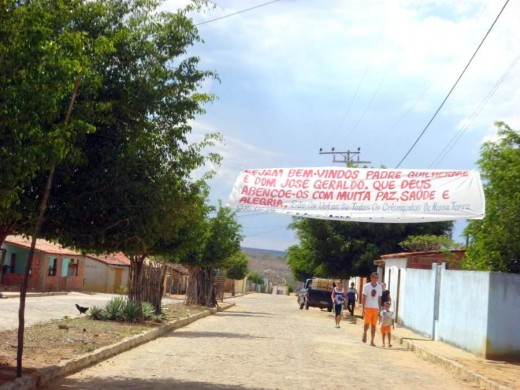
xmin=44 ymin=376 xmax=266 ymax=389
xmin=216 ymin=311 xmax=276 ymax=318
xmin=167 ymin=331 xmax=267 ymax=340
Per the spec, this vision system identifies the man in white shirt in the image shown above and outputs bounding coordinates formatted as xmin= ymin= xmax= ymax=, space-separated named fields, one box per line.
xmin=361 ymin=272 xmax=382 ymax=346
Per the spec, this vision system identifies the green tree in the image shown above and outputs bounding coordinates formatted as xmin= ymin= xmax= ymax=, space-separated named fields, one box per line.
xmin=0 ymin=1 xmax=110 ymax=376
xmin=464 ymin=122 xmax=520 ymax=273
xmin=0 ymin=0 xmax=101 ymax=245
xmin=287 ymin=218 xmax=452 ymax=280
xmin=37 ymin=0 xmax=221 ymax=303
xmin=184 ymin=204 xmax=243 ymax=306
xmin=399 ymin=235 xmax=460 ymax=252
xmin=247 ymin=271 xmax=264 ymax=285
xmin=286 ymin=244 xmax=315 ymax=281
xmin=223 ymin=251 xmax=249 ymax=296
xmin=225 ymin=251 xmax=249 ymax=281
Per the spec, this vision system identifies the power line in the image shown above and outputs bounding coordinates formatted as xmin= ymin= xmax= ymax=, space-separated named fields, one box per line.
xmin=374 ymin=1 xmax=490 ymax=153
xmin=395 ymin=0 xmax=511 ymax=168
xmin=195 ymin=1 xmax=279 ymax=26
xmin=429 ymin=53 xmax=520 ymax=168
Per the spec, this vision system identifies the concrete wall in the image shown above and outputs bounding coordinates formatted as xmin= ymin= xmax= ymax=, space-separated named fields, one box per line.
xmin=399 ymin=268 xmax=436 ymax=337
xmin=486 ymin=272 xmax=520 ymax=359
xmin=436 ymin=270 xmax=490 ymax=355
xmin=83 ymin=259 xmax=111 ymax=293
xmin=397 ymin=267 xmax=520 ymax=360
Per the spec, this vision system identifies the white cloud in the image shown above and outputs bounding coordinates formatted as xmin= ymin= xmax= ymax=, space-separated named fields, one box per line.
xmin=165 ymin=0 xmax=520 ymax=249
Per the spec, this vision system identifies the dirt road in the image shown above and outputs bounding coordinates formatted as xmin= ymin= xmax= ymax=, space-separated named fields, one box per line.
xmin=44 ymin=293 xmax=478 ymax=389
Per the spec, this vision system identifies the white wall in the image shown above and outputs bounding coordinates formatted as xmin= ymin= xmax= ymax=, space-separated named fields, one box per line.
xmin=399 ymin=268 xmax=436 ymax=337
xmin=397 ymin=266 xmax=520 ymax=360
xmin=486 ymin=272 xmax=520 ymax=359
xmin=83 ymin=260 xmax=110 ymax=293
xmin=436 ymin=270 xmax=490 ymax=355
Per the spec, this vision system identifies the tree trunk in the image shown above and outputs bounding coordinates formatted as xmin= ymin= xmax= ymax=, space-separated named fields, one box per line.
xmin=17 ymin=165 xmax=55 ymax=377
xmin=15 ymin=74 xmax=81 ymax=378
xmin=185 ymin=266 xmax=217 ymax=307
xmin=128 ymin=256 xmax=145 ymax=303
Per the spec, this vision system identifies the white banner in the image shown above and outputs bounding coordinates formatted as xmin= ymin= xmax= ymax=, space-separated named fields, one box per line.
xmin=227 ymin=167 xmax=485 ymax=223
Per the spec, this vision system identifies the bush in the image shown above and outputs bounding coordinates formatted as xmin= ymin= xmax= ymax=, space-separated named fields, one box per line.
xmin=89 ymin=305 xmax=106 ymax=320
xmin=141 ymin=302 xmax=165 ymax=322
xmin=91 ymin=297 xmax=164 ymax=323
xmin=122 ymin=299 xmax=142 ymax=322
xmin=104 ymin=297 xmax=125 ymax=320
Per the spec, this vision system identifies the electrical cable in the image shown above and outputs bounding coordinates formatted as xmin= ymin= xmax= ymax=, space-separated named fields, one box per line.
xmin=195 ymin=0 xmax=279 ymax=26
xmin=395 ymin=0 xmax=510 ymax=168
xmin=429 ymin=53 xmax=520 ymax=168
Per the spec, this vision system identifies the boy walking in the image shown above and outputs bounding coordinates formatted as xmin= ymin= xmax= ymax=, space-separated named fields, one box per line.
xmin=380 ymin=301 xmax=395 ymax=347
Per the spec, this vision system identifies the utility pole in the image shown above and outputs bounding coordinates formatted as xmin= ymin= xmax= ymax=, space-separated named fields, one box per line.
xmin=319 ymin=146 xmax=371 ymax=167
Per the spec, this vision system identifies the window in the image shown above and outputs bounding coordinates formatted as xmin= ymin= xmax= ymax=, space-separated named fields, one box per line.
xmin=48 ymin=258 xmax=57 ymax=276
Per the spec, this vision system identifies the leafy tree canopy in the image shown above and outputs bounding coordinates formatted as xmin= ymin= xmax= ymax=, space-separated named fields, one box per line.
xmin=287 ymin=218 xmax=452 ymax=280
xmin=224 ymin=251 xmax=249 ymax=281
xmin=36 ymin=0 xmax=221 ymax=259
xmin=0 ymin=0 xmax=104 ymax=241
xmin=399 ymin=235 xmax=460 ymax=252
xmin=464 ymin=122 xmax=520 ymax=273
xmin=247 ymin=271 xmax=264 ymax=285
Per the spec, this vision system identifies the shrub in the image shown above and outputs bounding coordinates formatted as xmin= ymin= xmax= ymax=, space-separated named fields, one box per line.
xmin=90 ymin=297 xmax=165 ymax=323
xmin=89 ymin=305 xmax=107 ymax=320
xmin=141 ymin=302 xmax=165 ymax=322
xmin=104 ymin=297 xmax=125 ymax=320
xmin=122 ymin=299 xmax=142 ymax=322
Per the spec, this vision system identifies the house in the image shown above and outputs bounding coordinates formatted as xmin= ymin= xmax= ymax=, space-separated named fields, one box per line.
xmin=372 ymin=249 xmax=520 ymax=360
xmin=373 ymin=249 xmax=465 ymax=322
xmin=375 ymin=249 xmax=465 ymax=273
xmin=84 ymin=252 xmax=130 ymax=293
xmin=0 ymin=235 xmax=130 ymax=293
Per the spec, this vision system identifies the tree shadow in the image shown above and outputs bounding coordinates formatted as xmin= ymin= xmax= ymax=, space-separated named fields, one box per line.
xmin=166 ymin=331 xmax=266 ymax=340
xmin=215 ymin=311 xmax=275 ymax=318
xmin=43 ymin=375 xmax=266 ymax=389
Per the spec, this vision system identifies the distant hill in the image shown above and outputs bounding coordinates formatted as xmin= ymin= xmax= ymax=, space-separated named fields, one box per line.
xmin=241 ymin=247 xmax=298 ymax=290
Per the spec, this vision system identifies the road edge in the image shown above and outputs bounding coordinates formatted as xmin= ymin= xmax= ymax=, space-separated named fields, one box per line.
xmin=394 ymin=334 xmax=514 ymax=390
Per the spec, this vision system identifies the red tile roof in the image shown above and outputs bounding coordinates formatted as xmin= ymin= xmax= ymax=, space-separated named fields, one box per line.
xmin=4 ymin=235 xmax=130 ymax=267
xmin=380 ymin=249 xmax=465 ymax=259
xmin=4 ymin=235 xmax=82 ymax=256
xmin=87 ymin=253 xmax=130 ymax=267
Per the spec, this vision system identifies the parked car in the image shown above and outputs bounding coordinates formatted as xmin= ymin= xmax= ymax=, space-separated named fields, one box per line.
xmin=297 ymin=278 xmax=334 ymax=311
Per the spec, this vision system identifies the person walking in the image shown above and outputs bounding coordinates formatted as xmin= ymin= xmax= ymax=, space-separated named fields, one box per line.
xmin=379 ymin=301 xmax=395 ymax=347
xmin=346 ymin=282 xmax=358 ymax=316
xmin=361 ymin=272 xmax=382 ymax=346
xmin=331 ymin=280 xmax=346 ymax=328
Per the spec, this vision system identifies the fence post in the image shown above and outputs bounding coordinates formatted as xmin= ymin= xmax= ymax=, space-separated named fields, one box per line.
xmin=432 ymin=262 xmax=445 ymax=340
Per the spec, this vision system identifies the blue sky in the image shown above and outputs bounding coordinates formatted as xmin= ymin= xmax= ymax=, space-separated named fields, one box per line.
xmin=163 ymin=0 xmax=520 ymax=251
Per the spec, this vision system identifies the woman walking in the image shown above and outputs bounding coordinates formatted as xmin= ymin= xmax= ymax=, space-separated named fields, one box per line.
xmin=331 ymin=280 xmax=346 ymax=328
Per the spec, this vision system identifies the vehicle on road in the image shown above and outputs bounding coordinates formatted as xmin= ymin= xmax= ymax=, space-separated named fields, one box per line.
xmin=297 ymin=278 xmax=334 ymax=311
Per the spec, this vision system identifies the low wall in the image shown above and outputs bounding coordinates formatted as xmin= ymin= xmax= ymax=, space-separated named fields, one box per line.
xmin=398 ymin=267 xmax=520 ymax=360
